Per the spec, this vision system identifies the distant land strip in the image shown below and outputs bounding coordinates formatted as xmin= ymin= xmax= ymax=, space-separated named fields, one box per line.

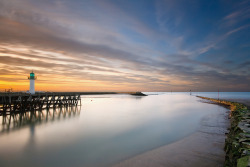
xmin=0 ymin=91 xmax=147 ymax=96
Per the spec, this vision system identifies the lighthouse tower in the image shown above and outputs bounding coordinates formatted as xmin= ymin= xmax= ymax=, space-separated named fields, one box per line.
xmin=28 ymin=71 xmax=37 ymax=94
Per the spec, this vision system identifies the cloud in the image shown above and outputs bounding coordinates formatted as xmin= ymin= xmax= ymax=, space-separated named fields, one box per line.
xmin=222 ymin=1 xmax=250 ymax=27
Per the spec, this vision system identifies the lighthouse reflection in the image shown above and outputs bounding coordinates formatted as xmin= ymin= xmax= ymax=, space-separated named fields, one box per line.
xmin=0 ymin=105 xmax=81 ymax=134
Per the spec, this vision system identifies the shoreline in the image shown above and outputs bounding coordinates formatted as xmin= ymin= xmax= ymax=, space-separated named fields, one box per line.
xmin=113 ymin=97 xmax=230 ymax=167
xmin=197 ymin=96 xmax=250 ymax=167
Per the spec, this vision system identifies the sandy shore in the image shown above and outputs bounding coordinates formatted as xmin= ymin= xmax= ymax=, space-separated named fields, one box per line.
xmin=113 ymin=102 xmax=230 ymax=167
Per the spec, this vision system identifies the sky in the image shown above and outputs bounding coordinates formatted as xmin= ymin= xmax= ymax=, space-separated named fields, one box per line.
xmin=0 ymin=0 xmax=250 ymax=92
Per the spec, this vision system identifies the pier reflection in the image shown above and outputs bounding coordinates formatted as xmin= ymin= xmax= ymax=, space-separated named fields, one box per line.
xmin=0 ymin=105 xmax=81 ymax=134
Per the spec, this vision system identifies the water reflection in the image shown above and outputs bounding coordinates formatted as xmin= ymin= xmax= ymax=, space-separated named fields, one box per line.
xmin=0 ymin=105 xmax=81 ymax=135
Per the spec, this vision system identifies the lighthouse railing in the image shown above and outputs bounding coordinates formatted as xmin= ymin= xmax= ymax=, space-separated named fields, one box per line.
xmin=28 ymin=76 xmax=37 ymax=80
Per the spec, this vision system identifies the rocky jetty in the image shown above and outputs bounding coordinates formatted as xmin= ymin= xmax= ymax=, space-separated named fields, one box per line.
xmin=197 ymin=96 xmax=250 ymax=167
xmin=130 ymin=92 xmax=147 ymax=96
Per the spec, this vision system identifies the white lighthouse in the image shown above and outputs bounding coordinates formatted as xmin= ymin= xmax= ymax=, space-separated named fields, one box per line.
xmin=28 ymin=71 xmax=36 ymax=94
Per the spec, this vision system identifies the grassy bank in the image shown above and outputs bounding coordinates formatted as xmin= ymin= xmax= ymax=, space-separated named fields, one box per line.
xmin=197 ymin=96 xmax=250 ymax=167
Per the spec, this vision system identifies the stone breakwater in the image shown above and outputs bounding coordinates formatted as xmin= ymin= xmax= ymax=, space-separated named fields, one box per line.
xmin=197 ymin=96 xmax=250 ymax=167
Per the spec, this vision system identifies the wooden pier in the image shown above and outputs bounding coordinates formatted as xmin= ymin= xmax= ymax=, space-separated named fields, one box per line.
xmin=0 ymin=92 xmax=81 ymax=115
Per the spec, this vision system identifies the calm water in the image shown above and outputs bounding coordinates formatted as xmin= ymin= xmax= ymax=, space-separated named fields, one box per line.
xmin=0 ymin=93 xmax=229 ymax=167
